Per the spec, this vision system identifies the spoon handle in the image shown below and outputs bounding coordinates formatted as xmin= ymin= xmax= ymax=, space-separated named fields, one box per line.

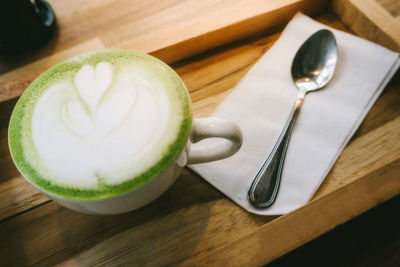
xmin=248 ymin=96 xmax=304 ymax=208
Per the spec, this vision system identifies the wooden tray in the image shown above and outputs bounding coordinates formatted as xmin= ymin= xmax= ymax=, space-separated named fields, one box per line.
xmin=332 ymin=0 xmax=400 ymax=52
xmin=0 ymin=0 xmax=399 ymax=265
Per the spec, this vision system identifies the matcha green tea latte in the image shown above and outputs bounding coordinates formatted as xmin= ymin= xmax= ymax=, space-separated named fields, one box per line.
xmin=9 ymin=50 xmax=192 ymax=201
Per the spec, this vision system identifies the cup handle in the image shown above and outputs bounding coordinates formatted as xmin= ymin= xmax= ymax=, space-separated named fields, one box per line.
xmin=187 ymin=117 xmax=242 ymax=165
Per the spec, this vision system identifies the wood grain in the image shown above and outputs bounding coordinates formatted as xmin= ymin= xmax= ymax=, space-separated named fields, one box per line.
xmin=0 ymin=171 xmax=273 ymax=266
xmin=331 ymin=0 xmax=400 ymax=52
xmin=376 ymin=0 xmax=400 ymax=17
xmin=46 ymin=0 xmax=328 ymax=63
xmin=0 ymin=1 xmax=399 ymax=266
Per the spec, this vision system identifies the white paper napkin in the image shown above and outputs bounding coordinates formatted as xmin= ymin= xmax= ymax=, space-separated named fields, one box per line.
xmin=189 ymin=13 xmax=400 ymax=215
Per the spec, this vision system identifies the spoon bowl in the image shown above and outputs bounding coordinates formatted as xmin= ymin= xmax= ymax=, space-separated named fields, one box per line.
xmin=248 ymin=29 xmax=338 ymax=209
xmin=292 ymin=29 xmax=338 ymax=93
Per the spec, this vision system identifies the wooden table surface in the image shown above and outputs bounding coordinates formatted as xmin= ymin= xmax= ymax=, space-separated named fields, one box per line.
xmin=0 ymin=0 xmax=399 ymax=266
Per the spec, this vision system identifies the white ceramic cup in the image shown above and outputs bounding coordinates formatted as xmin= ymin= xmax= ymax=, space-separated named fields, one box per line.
xmin=9 ymin=49 xmax=243 ymax=215
xmin=43 ymin=117 xmax=242 ymax=214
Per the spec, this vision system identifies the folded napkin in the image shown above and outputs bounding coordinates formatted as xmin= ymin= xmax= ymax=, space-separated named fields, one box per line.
xmin=189 ymin=13 xmax=400 ymax=215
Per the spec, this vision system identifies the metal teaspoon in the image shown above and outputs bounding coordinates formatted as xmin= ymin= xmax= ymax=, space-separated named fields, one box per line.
xmin=248 ymin=29 xmax=338 ymax=209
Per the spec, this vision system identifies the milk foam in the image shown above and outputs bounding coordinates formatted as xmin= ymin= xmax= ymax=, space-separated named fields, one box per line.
xmin=31 ymin=62 xmax=172 ymax=189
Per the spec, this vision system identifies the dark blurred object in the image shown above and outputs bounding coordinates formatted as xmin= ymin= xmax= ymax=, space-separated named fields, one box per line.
xmin=0 ymin=0 xmax=55 ymax=54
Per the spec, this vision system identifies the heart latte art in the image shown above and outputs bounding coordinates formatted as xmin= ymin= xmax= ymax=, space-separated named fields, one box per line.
xmin=9 ymin=50 xmax=192 ymax=200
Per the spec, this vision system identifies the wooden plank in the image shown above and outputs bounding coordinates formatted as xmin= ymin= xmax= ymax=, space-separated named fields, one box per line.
xmin=0 ymin=170 xmax=272 ymax=266
xmin=45 ymin=0 xmax=328 ymax=63
xmin=112 ymin=0 xmax=329 ymax=63
xmin=376 ymin=0 xmax=400 ymax=17
xmin=331 ymin=0 xmax=400 ymax=52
